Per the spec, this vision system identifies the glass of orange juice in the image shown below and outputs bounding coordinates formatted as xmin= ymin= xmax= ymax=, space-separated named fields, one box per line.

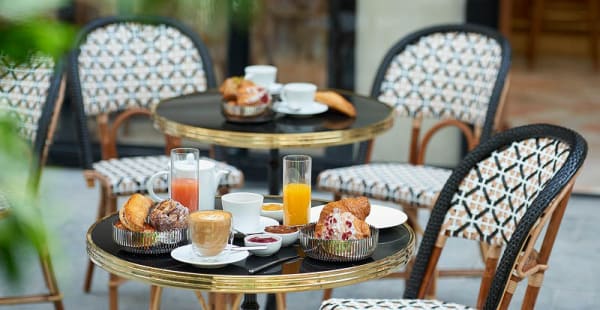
xmin=283 ymin=155 xmax=311 ymax=226
xmin=170 ymin=148 xmax=199 ymax=212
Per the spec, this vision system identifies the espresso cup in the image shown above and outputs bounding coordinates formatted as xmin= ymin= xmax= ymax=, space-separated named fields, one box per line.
xmin=244 ymin=65 xmax=277 ymax=88
xmin=221 ymin=192 xmax=263 ymax=234
xmin=188 ymin=210 xmax=232 ymax=257
xmin=281 ymin=83 xmax=317 ymax=111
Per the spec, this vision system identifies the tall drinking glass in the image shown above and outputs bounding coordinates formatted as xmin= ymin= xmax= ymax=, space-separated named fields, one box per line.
xmin=283 ymin=155 xmax=311 ymax=226
xmin=170 ymin=148 xmax=199 ymax=212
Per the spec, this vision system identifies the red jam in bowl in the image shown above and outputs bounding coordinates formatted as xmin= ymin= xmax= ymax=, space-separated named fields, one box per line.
xmin=248 ymin=236 xmax=278 ymax=243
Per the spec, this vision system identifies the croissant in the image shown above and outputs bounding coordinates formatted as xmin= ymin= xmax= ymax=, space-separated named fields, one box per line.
xmin=317 ymin=196 xmax=370 ymax=223
xmin=119 ymin=194 xmax=153 ymax=232
xmin=314 ymin=91 xmax=356 ymax=117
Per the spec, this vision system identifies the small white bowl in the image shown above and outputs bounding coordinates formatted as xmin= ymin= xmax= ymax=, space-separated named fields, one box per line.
xmin=260 ymin=203 xmax=284 ymax=222
xmin=244 ymin=234 xmax=282 ymax=257
xmin=264 ymin=225 xmax=299 ymax=247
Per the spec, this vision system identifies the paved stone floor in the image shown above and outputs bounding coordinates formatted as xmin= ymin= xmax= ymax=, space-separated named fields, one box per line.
xmin=0 ymin=167 xmax=598 ymax=309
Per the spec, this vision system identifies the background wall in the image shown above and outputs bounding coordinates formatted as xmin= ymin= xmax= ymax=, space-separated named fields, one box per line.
xmin=355 ymin=0 xmax=466 ymax=166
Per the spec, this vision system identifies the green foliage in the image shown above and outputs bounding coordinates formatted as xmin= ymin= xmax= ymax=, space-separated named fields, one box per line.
xmin=0 ymin=0 xmax=75 ymax=63
xmin=0 ymin=117 xmax=46 ymax=281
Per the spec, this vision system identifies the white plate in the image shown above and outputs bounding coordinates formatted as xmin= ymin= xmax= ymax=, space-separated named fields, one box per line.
xmin=236 ymin=216 xmax=279 ymax=235
xmin=310 ymin=204 xmax=408 ymax=229
xmin=272 ymin=101 xmax=328 ymax=116
xmin=171 ymin=244 xmax=249 ymax=269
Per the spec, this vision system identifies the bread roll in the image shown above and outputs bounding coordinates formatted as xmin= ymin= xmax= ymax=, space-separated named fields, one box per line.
xmin=317 ymin=196 xmax=370 ymax=223
xmin=314 ymin=91 xmax=356 ymax=117
xmin=119 ymin=194 xmax=153 ymax=232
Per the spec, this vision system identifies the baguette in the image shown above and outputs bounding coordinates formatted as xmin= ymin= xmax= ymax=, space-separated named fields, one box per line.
xmin=314 ymin=91 xmax=356 ymax=117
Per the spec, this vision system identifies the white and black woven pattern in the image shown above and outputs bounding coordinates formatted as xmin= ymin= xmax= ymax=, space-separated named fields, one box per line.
xmin=376 ymin=31 xmax=502 ymax=127
xmin=320 ymin=298 xmax=473 ymax=310
xmin=0 ymin=55 xmax=54 ymax=144
xmin=93 ymin=155 xmax=243 ymax=195
xmin=77 ymin=22 xmax=208 ymax=116
xmin=440 ymin=138 xmax=570 ymax=245
xmin=317 ymin=163 xmax=451 ymax=207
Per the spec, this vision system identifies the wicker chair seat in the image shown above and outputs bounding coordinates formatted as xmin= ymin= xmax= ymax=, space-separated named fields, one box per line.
xmin=317 ymin=163 xmax=451 ymax=207
xmin=320 ymin=298 xmax=473 ymax=310
xmin=92 ymin=155 xmax=243 ymax=195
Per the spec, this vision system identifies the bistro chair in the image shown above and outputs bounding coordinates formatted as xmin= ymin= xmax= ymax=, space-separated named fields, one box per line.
xmin=317 ymin=24 xmax=511 ymax=297
xmin=320 ymin=124 xmax=587 ymax=309
xmin=0 ymin=54 xmax=66 ymax=309
xmin=69 ymin=16 xmax=244 ymax=309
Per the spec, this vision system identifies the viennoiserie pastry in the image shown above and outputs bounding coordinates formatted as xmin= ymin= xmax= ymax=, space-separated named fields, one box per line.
xmin=149 ymin=199 xmax=189 ymax=232
xmin=314 ymin=91 xmax=356 ymax=117
xmin=118 ymin=194 xmax=153 ymax=232
xmin=315 ymin=197 xmax=371 ymax=240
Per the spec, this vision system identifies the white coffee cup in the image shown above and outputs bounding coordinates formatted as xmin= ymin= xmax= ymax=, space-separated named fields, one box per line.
xmin=244 ymin=65 xmax=277 ymax=88
xmin=221 ymin=192 xmax=264 ymax=234
xmin=281 ymin=83 xmax=317 ymax=111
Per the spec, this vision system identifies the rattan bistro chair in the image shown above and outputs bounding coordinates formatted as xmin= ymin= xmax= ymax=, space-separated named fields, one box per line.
xmin=69 ymin=16 xmax=244 ymax=309
xmin=318 ymin=25 xmax=511 ymax=297
xmin=318 ymin=23 xmax=511 ymax=230
xmin=321 ymin=124 xmax=587 ymax=310
xmin=0 ymin=54 xmax=66 ymax=309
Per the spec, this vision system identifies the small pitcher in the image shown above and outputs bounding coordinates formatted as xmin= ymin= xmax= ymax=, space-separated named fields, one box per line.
xmin=147 ymin=159 xmax=226 ymax=210
xmin=197 ymin=160 xmax=227 ymax=210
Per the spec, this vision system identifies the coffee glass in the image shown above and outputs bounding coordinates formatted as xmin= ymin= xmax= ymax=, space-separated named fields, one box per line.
xmin=221 ymin=192 xmax=263 ymax=234
xmin=282 ymin=155 xmax=311 ymax=226
xmin=281 ymin=83 xmax=317 ymax=111
xmin=244 ymin=65 xmax=277 ymax=88
xmin=188 ymin=210 xmax=232 ymax=257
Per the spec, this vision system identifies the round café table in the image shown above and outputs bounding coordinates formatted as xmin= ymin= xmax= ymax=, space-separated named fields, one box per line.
xmin=151 ymin=89 xmax=394 ymax=195
xmin=86 ymin=196 xmax=415 ymax=310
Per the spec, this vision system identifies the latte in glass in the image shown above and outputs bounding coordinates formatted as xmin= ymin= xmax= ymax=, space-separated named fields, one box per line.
xmin=188 ymin=210 xmax=232 ymax=256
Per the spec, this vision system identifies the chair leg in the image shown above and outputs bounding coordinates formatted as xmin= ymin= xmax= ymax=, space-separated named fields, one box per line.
xmin=84 ymin=184 xmax=111 ymax=293
xmin=275 ymin=293 xmax=286 ymax=310
xmin=322 ymin=288 xmax=332 ymax=301
xmin=149 ymin=286 xmax=162 ymax=310
xmin=230 ymin=294 xmax=243 ymax=310
xmin=109 ymin=273 xmax=120 ymax=310
xmin=209 ymin=292 xmax=227 ymax=310
xmin=521 ymin=273 xmax=544 ymax=310
xmin=38 ymin=252 xmax=64 ymax=310
xmin=194 ymin=291 xmax=209 ymax=310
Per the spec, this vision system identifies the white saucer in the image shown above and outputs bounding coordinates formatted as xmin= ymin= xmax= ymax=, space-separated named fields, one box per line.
xmin=272 ymin=101 xmax=328 ymax=116
xmin=310 ymin=204 xmax=408 ymax=229
xmin=171 ymin=244 xmax=249 ymax=269
xmin=235 ymin=216 xmax=279 ymax=235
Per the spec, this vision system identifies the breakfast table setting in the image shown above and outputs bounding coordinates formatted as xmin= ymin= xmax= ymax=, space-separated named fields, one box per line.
xmin=84 ymin=64 xmax=413 ymax=309
xmin=86 ymin=150 xmax=415 ymax=310
xmin=151 ymin=64 xmax=394 ymax=194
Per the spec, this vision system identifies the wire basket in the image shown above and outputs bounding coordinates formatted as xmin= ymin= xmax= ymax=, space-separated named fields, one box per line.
xmin=299 ymin=223 xmax=379 ymax=262
xmin=112 ymin=220 xmax=188 ymax=254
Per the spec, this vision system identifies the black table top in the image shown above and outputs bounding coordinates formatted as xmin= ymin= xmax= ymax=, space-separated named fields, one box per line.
xmin=154 ymin=89 xmax=392 ymax=135
xmin=88 ymin=198 xmax=413 ymax=277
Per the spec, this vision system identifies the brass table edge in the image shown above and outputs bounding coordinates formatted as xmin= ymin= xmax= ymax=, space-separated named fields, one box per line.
xmin=150 ymin=91 xmax=395 ymax=149
xmin=86 ymin=217 xmax=415 ymax=293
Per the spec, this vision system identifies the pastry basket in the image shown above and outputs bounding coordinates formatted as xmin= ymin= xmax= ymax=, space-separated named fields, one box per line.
xmin=112 ymin=220 xmax=188 ymax=254
xmin=299 ymin=223 xmax=378 ymax=262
